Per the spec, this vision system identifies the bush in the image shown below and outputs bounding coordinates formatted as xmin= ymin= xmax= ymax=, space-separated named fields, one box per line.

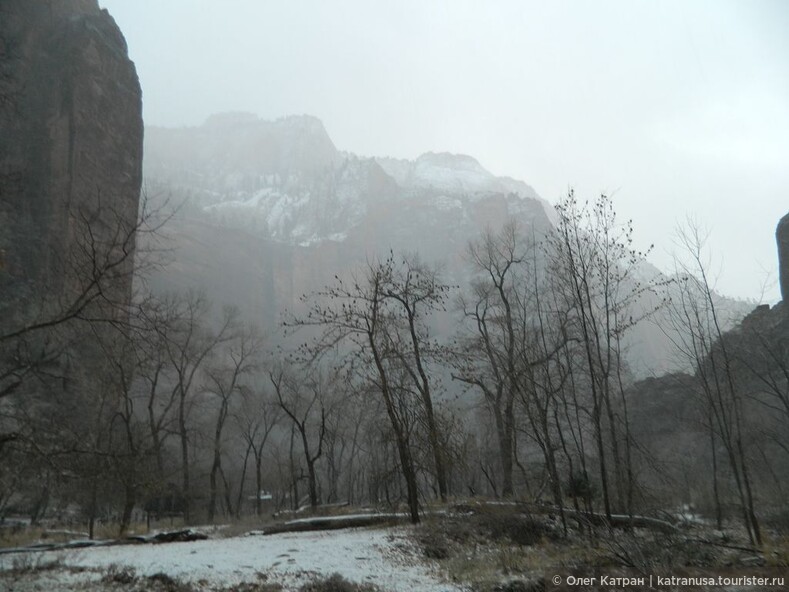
xmin=767 ymin=507 xmax=789 ymax=536
xmin=145 ymin=572 xmax=198 ymax=592
xmin=416 ymin=506 xmax=558 ymax=562
xmin=566 ymin=474 xmax=595 ymax=503
xmin=8 ymin=553 xmax=64 ymax=574
xmin=419 ymin=529 xmax=451 ymax=559
xmin=101 ymin=564 xmax=137 ymax=585
xmin=480 ymin=514 xmax=552 ymax=546
xmin=299 ymin=572 xmax=379 ymax=592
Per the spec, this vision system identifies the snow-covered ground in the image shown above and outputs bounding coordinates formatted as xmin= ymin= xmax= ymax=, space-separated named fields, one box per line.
xmin=0 ymin=526 xmax=464 ymax=591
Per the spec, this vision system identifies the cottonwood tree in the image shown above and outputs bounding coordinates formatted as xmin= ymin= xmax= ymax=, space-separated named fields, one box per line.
xmin=288 ymin=254 xmax=447 ymax=523
xmin=665 ymin=220 xmax=762 ymax=545
xmin=269 ymin=364 xmax=328 ymax=510
xmin=379 ymin=255 xmax=452 ymax=501
xmin=730 ymin=308 xmax=789 ymax=470
xmin=158 ymin=293 xmax=238 ymax=523
xmin=134 ymin=297 xmax=181 ymax=482
xmin=204 ymin=326 xmax=262 ymax=521
xmin=235 ymin=383 xmax=281 ymax=516
xmin=515 ymin=247 xmax=576 ymax=533
xmin=545 ymin=191 xmax=662 ymax=519
xmin=453 ymin=221 xmax=530 ymax=497
xmin=319 ymin=380 xmax=366 ymax=504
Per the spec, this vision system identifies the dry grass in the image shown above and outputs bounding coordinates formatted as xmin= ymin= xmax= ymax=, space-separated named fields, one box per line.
xmin=299 ymin=573 xmax=380 ymax=592
xmin=410 ymin=501 xmax=788 ymax=592
xmin=0 ymin=562 xmax=376 ymax=592
xmin=763 ymin=534 xmax=789 ymax=567
xmin=0 ymin=526 xmax=86 ymax=549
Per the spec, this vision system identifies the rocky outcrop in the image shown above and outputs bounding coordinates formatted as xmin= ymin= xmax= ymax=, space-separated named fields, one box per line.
xmin=0 ymin=0 xmax=143 ymax=324
xmin=777 ymin=213 xmax=789 ymax=302
xmin=140 ymin=114 xmax=554 ymax=328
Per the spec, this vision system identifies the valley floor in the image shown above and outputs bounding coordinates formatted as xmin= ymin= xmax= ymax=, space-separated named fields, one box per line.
xmin=0 ymin=526 xmax=462 ymax=592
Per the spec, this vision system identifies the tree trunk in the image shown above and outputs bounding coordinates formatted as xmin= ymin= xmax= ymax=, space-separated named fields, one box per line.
xmin=255 ymin=450 xmax=263 ymax=516
xmin=494 ymin=407 xmax=514 ymax=497
xmin=179 ymin=391 xmax=191 ymax=523
xmin=301 ymin=429 xmax=320 ymax=508
xmin=208 ymin=450 xmax=220 ymax=521
xmin=118 ymin=485 xmax=135 ymax=536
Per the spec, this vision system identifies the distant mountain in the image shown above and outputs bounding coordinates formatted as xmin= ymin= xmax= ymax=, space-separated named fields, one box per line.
xmin=142 ymin=114 xmax=552 ymax=327
xmin=145 ymin=114 xmax=549 ymax=248
xmin=141 ymin=113 xmax=750 ymax=376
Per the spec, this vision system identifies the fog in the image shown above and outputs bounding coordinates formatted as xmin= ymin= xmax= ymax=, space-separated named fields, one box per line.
xmin=101 ymin=0 xmax=788 ymax=301
xmin=4 ymin=2 xmax=789 ymax=576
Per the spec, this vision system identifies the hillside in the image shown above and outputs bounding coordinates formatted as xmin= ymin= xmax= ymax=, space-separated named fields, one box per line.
xmin=142 ymin=114 xmax=552 ymax=325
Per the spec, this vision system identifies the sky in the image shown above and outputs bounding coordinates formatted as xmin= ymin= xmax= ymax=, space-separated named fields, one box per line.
xmin=100 ymin=0 xmax=789 ymax=303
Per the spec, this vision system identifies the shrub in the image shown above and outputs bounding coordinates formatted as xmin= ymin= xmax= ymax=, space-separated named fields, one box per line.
xmin=480 ymin=514 xmax=552 ymax=546
xmin=145 ymin=572 xmax=198 ymax=592
xmin=101 ymin=563 xmax=137 ymax=585
xmin=299 ymin=572 xmax=379 ymax=592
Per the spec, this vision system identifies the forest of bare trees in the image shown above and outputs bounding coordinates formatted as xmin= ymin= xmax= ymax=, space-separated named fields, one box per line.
xmin=1 ymin=191 xmax=787 ymax=544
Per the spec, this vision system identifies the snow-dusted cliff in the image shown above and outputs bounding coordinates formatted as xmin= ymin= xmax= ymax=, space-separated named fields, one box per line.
xmin=144 ymin=114 xmax=551 ymax=247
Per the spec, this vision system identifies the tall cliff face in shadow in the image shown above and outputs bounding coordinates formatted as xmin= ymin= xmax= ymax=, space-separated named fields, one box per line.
xmin=777 ymin=213 xmax=789 ymax=303
xmin=0 ymin=0 xmax=143 ymax=326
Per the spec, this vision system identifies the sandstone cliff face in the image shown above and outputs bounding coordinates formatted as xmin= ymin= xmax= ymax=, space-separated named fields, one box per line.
xmin=141 ymin=114 xmax=553 ymax=332
xmin=777 ymin=213 xmax=789 ymax=302
xmin=0 ymin=0 xmax=142 ymax=325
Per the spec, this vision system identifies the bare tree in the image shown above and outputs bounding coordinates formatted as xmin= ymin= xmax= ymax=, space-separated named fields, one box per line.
xmin=269 ymin=365 xmax=327 ymax=510
xmin=0 ymin=193 xmax=172 ymax=532
xmin=287 ymin=256 xmax=428 ymax=523
xmin=159 ymin=293 xmax=238 ymax=523
xmin=665 ymin=220 xmax=762 ymax=545
xmin=546 ymin=191 xmax=661 ymax=519
xmin=204 ymin=326 xmax=262 ymax=521
xmin=235 ymin=383 xmax=281 ymax=516
xmin=453 ymin=221 xmax=529 ymax=497
xmin=379 ymin=255 xmax=452 ymax=501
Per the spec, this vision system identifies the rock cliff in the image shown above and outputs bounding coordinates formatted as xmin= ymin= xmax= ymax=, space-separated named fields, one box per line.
xmin=0 ymin=0 xmax=143 ymax=325
xmin=142 ymin=114 xmax=553 ymax=330
xmin=777 ymin=212 xmax=789 ymax=302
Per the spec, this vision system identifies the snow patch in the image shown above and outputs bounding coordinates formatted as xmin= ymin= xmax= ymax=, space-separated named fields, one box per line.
xmin=0 ymin=527 xmax=461 ymax=592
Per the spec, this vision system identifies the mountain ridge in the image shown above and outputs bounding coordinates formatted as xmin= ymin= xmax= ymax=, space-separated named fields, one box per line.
xmin=144 ymin=112 xmax=551 ymax=247
xmin=141 ymin=112 xmax=752 ymax=378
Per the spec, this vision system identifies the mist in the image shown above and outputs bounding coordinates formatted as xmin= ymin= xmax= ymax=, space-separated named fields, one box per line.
xmin=3 ymin=1 xmax=789 ymax=588
xmin=102 ymin=0 xmax=789 ymax=302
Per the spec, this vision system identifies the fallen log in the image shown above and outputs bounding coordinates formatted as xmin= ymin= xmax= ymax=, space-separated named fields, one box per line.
xmin=452 ymin=500 xmax=679 ymax=534
xmin=0 ymin=528 xmax=209 ymax=555
xmin=151 ymin=529 xmax=208 ymax=543
xmin=248 ymin=513 xmax=408 ymax=536
xmin=522 ymin=504 xmax=678 ymax=533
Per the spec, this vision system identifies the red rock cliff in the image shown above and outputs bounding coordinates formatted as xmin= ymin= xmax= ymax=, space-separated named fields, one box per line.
xmin=0 ymin=0 xmax=143 ymax=321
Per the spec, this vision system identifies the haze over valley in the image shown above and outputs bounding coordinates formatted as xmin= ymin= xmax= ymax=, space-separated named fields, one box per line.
xmin=1 ymin=2 xmax=787 ymax=591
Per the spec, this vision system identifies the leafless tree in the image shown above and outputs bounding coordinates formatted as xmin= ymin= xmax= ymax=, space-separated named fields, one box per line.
xmin=287 ymin=255 xmax=433 ymax=523
xmin=204 ymin=326 xmax=262 ymax=521
xmin=269 ymin=364 xmax=327 ymax=510
xmin=665 ymin=219 xmax=762 ymax=545
xmin=158 ymin=293 xmax=238 ymax=523
xmin=545 ymin=191 xmax=662 ymax=519
xmin=235 ymin=382 xmax=281 ymax=516
xmin=453 ymin=221 xmax=529 ymax=497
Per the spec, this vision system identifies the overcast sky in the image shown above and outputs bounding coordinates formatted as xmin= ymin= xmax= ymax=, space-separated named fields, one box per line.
xmin=100 ymin=0 xmax=788 ymax=303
